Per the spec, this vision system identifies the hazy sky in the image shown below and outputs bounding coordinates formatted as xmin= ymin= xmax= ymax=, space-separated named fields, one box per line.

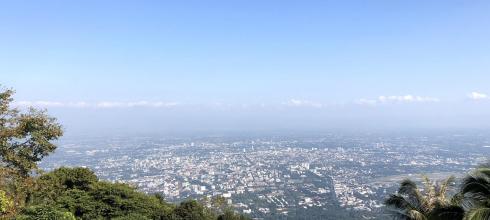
xmin=2 ymin=1 xmax=490 ymax=135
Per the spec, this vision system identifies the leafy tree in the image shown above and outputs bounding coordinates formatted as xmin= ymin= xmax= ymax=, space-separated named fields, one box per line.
xmin=0 ymin=189 xmax=13 ymax=215
xmin=385 ymin=176 xmax=464 ymax=220
xmin=55 ymin=189 xmax=101 ymax=219
xmin=31 ymin=167 xmax=98 ymax=204
xmin=24 ymin=167 xmax=172 ymax=220
xmin=0 ymin=88 xmax=63 ymax=177
xmin=16 ymin=205 xmax=76 ymax=220
xmin=88 ymin=181 xmax=170 ymax=219
xmin=217 ymin=209 xmax=250 ymax=220
xmin=211 ymin=196 xmax=229 ymax=214
xmin=172 ymin=200 xmax=215 ymax=220
xmin=460 ymin=164 xmax=490 ymax=220
xmin=0 ymin=87 xmax=63 ymax=214
xmin=111 ymin=213 xmax=151 ymax=220
xmin=205 ymin=196 xmax=250 ymax=220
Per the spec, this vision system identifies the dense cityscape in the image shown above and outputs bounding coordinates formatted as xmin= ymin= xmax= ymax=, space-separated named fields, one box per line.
xmin=40 ymin=132 xmax=490 ymax=219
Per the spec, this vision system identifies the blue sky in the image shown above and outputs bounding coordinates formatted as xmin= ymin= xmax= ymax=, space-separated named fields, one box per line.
xmin=2 ymin=1 xmax=490 ymax=134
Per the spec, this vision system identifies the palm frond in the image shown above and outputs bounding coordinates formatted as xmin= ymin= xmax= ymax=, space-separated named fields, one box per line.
xmin=399 ymin=179 xmax=427 ymax=212
xmin=464 ymin=207 xmax=490 ymax=220
xmin=385 ymin=194 xmax=415 ymax=211
xmin=399 ymin=179 xmax=419 ymax=195
xmin=385 ymin=194 xmax=429 ymax=220
xmin=407 ymin=210 xmax=428 ymax=220
xmin=451 ymin=193 xmax=464 ymax=206
xmin=386 ymin=175 xmax=469 ymax=220
xmin=461 ymin=166 xmax=490 ymax=211
xmin=422 ymin=175 xmax=435 ymax=198
xmin=461 ymin=178 xmax=490 ymax=198
xmin=461 ymin=193 xmax=486 ymax=211
xmin=428 ymin=205 xmax=464 ymax=220
xmin=473 ymin=168 xmax=490 ymax=180
xmin=438 ymin=176 xmax=455 ymax=202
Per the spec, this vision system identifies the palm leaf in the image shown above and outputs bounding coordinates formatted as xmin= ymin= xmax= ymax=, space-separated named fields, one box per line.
xmin=428 ymin=205 xmax=464 ymax=220
xmin=385 ymin=194 xmax=415 ymax=211
xmin=452 ymin=193 xmax=464 ymax=206
xmin=398 ymin=179 xmax=427 ymax=212
xmin=473 ymin=168 xmax=490 ymax=181
xmin=422 ymin=176 xmax=435 ymax=198
xmin=461 ymin=177 xmax=490 ymax=210
xmin=438 ymin=176 xmax=455 ymax=203
xmin=399 ymin=179 xmax=419 ymax=195
xmin=464 ymin=207 xmax=490 ymax=220
xmin=462 ymin=177 xmax=490 ymax=194
xmin=407 ymin=210 xmax=428 ymax=220
xmin=385 ymin=194 xmax=424 ymax=219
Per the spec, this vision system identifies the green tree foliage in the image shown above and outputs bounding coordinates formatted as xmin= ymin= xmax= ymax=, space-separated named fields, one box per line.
xmin=25 ymin=167 xmax=172 ymax=220
xmin=207 ymin=196 xmax=249 ymax=220
xmin=217 ymin=209 xmax=250 ymax=220
xmin=111 ymin=213 xmax=151 ymax=220
xmin=384 ymin=176 xmax=465 ymax=220
xmin=460 ymin=164 xmax=490 ymax=220
xmin=0 ymin=87 xmax=63 ymax=214
xmin=385 ymin=168 xmax=490 ymax=220
xmin=0 ymin=88 xmax=63 ymax=177
xmin=16 ymin=205 xmax=76 ymax=220
xmin=172 ymin=200 xmax=214 ymax=220
xmin=20 ymin=167 xmax=250 ymax=220
xmin=0 ymin=190 xmax=12 ymax=214
xmin=32 ymin=167 xmax=98 ymax=204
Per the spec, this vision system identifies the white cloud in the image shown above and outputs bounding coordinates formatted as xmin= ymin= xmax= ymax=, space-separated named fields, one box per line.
xmin=355 ymin=99 xmax=378 ymax=105
xmin=13 ymin=101 xmax=65 ymax=107
xmin=468 ymin=92 xmax=488 ymax=100
xmin=378 ymin=95 xmax=439 ymax=103
xmin=285 ymin=99 xmax=323 ymax=108
xmin=96 ymin=101 xmax=178 ymax=108
xmin=13 ymin=101 xmax=179 ymax=108
xmin=95 ymin=102 xmax=125 ymax=108
xmin=357 ymin=95 xmax=439 ymax=105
